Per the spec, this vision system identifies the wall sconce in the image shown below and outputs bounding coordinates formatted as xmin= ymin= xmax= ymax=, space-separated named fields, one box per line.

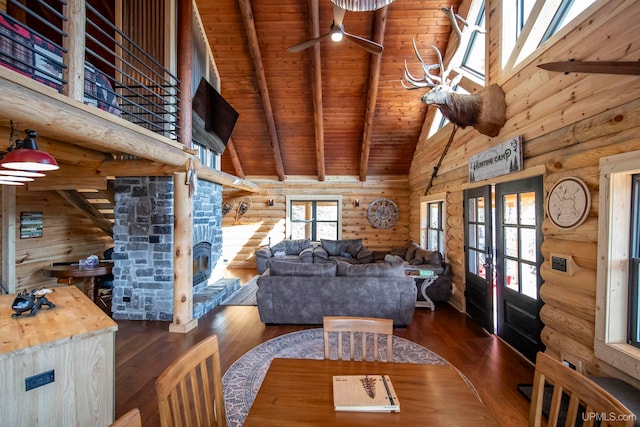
xmin=1 ymin=127 xmax=59 ymax=172
xmin=353 ymin=199 xmax=360 ymax=207
xmin=268 ymin=199 xmax=274 ymax=206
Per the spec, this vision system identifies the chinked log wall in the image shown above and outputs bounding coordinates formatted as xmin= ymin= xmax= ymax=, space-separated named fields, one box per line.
xmin=222 ymin=179 xmax=410 ymax=269
xmin=409 ymin=0 xmax=640 ymax=385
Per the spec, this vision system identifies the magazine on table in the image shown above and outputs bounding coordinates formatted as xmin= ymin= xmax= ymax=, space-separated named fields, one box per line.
xmin=332 ymin=374 xmax=400 ymax=412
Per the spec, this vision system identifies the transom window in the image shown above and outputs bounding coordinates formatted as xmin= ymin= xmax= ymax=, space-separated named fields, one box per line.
xmin=287 ymin=197 xmax=341 ymax=241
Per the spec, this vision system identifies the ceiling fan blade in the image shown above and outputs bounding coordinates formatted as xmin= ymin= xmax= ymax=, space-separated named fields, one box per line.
xmin=342 ymin=31 xmax=383 ymax=55
xmin=287 ymin=32 xmax=331 ymax=53
xmin=332 ymin=3 xmax=346 ymax=28
xmin=538 ymin=61 xmax=640 ymax=75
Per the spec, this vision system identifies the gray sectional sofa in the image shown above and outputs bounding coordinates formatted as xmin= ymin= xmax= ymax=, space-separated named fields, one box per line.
xmin=256 ymin=259 xmax=417 ymax=326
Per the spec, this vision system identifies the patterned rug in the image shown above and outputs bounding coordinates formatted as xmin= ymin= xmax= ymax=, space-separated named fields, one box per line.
xmin=222 ymin=328 xmax=448 ymax=427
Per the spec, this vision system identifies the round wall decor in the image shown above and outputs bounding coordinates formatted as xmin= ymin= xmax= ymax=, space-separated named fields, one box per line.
xmin=367 ymin=198 xmax=399 ymax=229
xmin=546 ymin=177 xmax=591 ymax=230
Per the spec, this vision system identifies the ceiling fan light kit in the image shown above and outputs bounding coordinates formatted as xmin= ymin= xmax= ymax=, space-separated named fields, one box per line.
xmin=331 ymin=0 xmax=395 ymax=12
xmin=287 ymin=3 xmax=383 ymax=55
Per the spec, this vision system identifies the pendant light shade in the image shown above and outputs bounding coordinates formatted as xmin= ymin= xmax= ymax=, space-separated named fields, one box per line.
xmin=331 ymin=0 xmax=395 ymax=12
xmin=0 ymin=166 xmax=46 ymax=177
xmin=0 ymin=175 xmax=33 ymax=182
xmin=0 ymin=179 xmax=24 ymax=186
xmin=1 ymin=130 xmax=59 ymax=171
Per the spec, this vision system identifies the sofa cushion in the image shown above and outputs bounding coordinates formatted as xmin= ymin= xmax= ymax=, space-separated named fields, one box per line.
xmin=336 ymin=260 xmax=405 ymax=277
xmin=299 ymin=247 xmax=314 ymax=263
xmin=269 ymin=259 xmax=337 ymax=276
xmin=321 ymin=238 xmax=363 ymax=257
xmin=271 ymin=238 xmax=311 ymax=256
xmin=389 ymin=242 xmax=411 ymax=258
xmin=405 ymin=242 xmax=421 ymax=263
xmin=411 ymin=249 xmax=443 ymax=266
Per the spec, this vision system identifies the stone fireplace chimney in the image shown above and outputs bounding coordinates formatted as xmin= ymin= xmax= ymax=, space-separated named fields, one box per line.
xmin=111 ymin=176 xmax=228 ymax=320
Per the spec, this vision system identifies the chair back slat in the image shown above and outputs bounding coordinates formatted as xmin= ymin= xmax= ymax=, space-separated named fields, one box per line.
xmin=156 ymin=335 xmax=226 ymax=427
xmin=528 ymin=352 xmax=634 ymax=427
xmin=323 ymin=316 xmax=393 ymax=362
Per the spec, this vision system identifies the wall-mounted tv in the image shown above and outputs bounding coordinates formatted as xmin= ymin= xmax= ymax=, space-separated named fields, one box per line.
xmin=192 ymin=78 xmax=239 ymax=154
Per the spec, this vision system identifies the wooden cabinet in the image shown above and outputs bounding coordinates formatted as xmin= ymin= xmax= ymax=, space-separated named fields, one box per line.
xmin=0 ymin=285 xmax=118 ymax=426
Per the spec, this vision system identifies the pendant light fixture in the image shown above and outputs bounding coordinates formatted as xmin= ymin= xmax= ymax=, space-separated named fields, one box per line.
xmin=1 ymin=129 xmax=59 ymax=172
xmin=0 ymin=165 xmax=46 ymax=178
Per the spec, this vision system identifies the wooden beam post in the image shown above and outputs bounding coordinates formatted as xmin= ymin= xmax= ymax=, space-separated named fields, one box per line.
xmin=1 ymin=186 xmax=16 ymax=294
xmin=308 ymin=0 xmax=325 ymax=181
xmin=62 ymin=0 xmax=86 ymax=101
xmin=169 ymin=172 xmax=197 ymax=333
xmin=177 ymin=0 xmax=193 ymax=149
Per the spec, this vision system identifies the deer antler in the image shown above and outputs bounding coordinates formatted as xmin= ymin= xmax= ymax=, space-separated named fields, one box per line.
xmin=401 ymin=39 xmax=446 ymax=89
xmin=441 ymin=6 xmax=485 ymax=58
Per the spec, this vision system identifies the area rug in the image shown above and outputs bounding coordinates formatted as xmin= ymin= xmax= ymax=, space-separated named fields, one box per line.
xmin=222 ymin=328 xmax=450 ymax=427
xmin=220 ymin=276 xmax=258 ymax=306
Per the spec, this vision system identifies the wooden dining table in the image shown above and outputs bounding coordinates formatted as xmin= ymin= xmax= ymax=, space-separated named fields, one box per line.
xmin=243 ymin=358 xmax=499 ymax=426
xmin=42 ymin=262 xmax=113 ymax=303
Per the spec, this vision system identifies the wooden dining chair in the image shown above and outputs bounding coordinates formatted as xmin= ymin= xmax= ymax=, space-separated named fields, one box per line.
xmin=323 ymin=316 xmax=394 ymax=362
xmin=528 ymin=352 xmax=634 ymax=427
xmin=109 ymin=408 xmax=142 ymax=427
xmin=155 ymin=335 xmax=226 ymax=427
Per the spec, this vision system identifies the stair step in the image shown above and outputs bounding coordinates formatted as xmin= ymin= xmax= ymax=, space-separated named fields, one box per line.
xmin=193 ymin=278 xmax=240 ymax=319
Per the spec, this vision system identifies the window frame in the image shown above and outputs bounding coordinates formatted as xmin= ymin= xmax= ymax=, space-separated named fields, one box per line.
xmin=629 ymin=175 xmax=640 ymax=349
xmin=420 ymin=193 xmax=447 ymax=256
xmin=285 ymin=195 xmax=343 ymax=242
xmin=596 ymin=150 xmax=640 ymax=380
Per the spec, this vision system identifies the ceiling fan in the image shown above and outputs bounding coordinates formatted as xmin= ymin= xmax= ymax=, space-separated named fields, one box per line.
xmin=286 ymin=4 xmax=383 ymax=55
xmin=538 ymin=60 xmax=640 ymax=75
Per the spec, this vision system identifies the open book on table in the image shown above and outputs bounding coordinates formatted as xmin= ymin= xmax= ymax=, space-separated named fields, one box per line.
xmin=332 ymin=375 xmax=400 ymax=412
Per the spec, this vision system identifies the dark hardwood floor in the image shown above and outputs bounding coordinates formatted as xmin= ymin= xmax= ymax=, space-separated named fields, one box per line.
xmin=114 ymin=269 xmax=534 ymax=426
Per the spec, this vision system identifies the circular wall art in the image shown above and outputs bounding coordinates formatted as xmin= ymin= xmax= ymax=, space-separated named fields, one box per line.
xmin=546 ymin=177 xmax=591 ymax=230
xmin=367 ymin=198 xmax=399 ymax=229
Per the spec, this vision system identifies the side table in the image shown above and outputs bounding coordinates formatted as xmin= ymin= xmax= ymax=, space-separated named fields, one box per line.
xmin=406 ymin=272 xmax=438 ymax=311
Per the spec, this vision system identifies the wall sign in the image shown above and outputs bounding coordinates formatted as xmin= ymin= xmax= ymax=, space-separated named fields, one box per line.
xmin=469 ymin=136 xmax=523 ymax=182
xmin=20 ymin=212 xmax=43 ymax=239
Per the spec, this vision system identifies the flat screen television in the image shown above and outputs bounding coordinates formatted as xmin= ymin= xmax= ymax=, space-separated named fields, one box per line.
xmin=192 ymin=78 xmax=239 ymax=154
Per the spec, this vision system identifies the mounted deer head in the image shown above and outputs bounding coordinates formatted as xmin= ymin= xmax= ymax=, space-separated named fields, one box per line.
xmin=402 ymin=7 xmax=506 ymax=137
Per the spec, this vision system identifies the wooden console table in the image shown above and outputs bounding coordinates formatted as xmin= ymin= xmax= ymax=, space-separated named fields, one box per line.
xmin=0 ymin=286 xmax=118 ymax=426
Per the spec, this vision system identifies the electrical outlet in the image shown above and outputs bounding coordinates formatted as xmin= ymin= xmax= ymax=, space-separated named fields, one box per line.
xmin=551 ymin=256 xmax=567 ymax=272
xmin=25 ymin=370 xmax=54 ymax=391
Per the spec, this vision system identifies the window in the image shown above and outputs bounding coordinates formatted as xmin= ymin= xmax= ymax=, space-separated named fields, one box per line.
xmin=596 ymin=151 xmax=640 ymax=379
xmin=287 ymin=196 xmax=342 ymax=241
xmin=421 ymin=194 xmax=446 ymax=256
xmin=426 ymin=201 xmax=444 ymax=253
xmin=461 ymin=4 xmax=485 ymax=79
xmin=629 ymin=175 xmax=640 ymax=349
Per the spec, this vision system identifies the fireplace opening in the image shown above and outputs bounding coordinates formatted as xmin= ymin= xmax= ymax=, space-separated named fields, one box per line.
xmin=193 ymin=242 xmax=212 ymax=286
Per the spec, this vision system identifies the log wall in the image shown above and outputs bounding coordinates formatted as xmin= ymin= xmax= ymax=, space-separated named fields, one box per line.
xmin=222 ymin=178 xmax=410 ymax=269
xmin=0 ymin=187 xmax=112 ymax=292
xmin=408 ymin=0 xmax=640 ymax=383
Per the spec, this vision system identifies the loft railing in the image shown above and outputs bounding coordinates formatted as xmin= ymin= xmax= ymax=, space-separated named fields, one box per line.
xmin=0 ymin=0 xmax=180 ymax=141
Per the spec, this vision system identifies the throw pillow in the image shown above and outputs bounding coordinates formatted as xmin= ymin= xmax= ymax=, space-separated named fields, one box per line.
xmin=384 ymin=254 xmax=405 ymax=263
xmin=389 ymin=242 xmax=411 ymax=258
xmin=320 ymin=238 xmax=363 ymax=256
xmin=274 ymin=250 xmax=286 ymax=257
xmin=340 ymin=251 xmax=352 ymax=258
xmin=269 ymin=259 xmax=337 ymax=277
xmin=405 ymin=242 xmax=421 ymax=263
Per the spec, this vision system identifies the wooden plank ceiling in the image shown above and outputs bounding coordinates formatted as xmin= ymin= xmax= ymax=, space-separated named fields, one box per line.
xmin=196 ymin=0 xmax=461 ymax=181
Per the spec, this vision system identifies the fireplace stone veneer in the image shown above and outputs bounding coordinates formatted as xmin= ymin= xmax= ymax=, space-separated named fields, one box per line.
xmin=111 ymin=177 xmax=225 ymax=320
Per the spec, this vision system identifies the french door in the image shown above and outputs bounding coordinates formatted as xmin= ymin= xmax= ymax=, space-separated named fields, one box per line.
xmin=464 ymin=186 xmax=494 ymax=333
xmin=495 ymin=176 xmax=545 ymax=362
xmin=464 ymin=176 xmax=545 ymax=361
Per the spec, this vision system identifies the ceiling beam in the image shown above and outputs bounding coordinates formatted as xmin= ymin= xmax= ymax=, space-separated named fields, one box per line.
xmin=226 ymin=137 xmax=246 ymax=179
xmin=237 ymin=0 xmax=286 ymax=181
xmin=308 ymin=0 xmax=325 ymax=181
xmin=359 ymin=6 xmax=389 ymax=182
